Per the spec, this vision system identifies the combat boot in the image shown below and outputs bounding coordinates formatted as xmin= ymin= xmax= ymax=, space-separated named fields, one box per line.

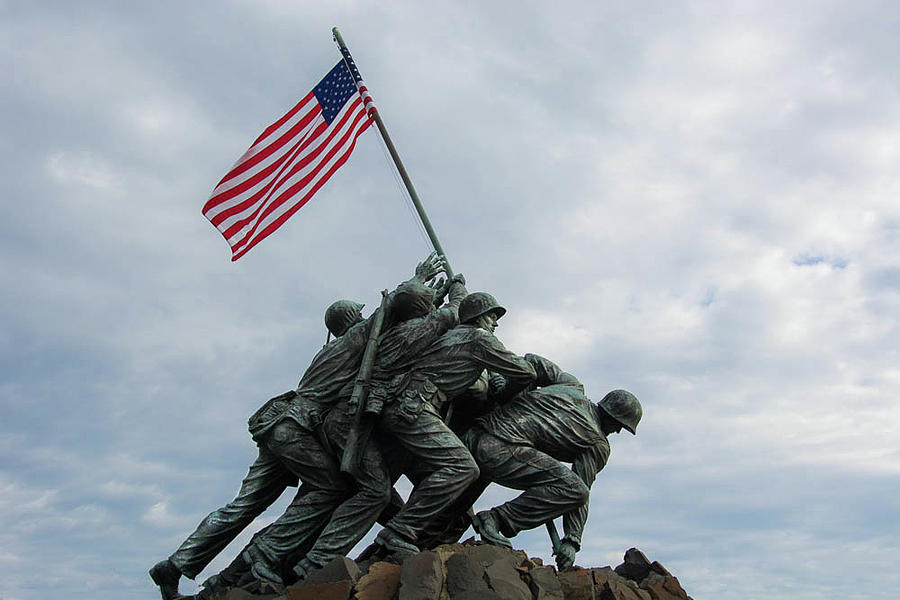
xmin=149 ymin=558 xmax=183 ymax=600
xmin=375 ymin=527 xmax=420 ymax=554
xmin=243 ymin=546 xmax=283 ymax=588
xmin=293 ymin=556 xmax=320 ymax=581
xmin=355 ymin=542 xmax=384 ymax=562
xmin=473 ymin=510 xmax=512 ymax=548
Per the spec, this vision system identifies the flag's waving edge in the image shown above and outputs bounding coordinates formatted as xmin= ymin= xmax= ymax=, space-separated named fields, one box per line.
xmin=203 ymin=61 xmax=373 ymax=261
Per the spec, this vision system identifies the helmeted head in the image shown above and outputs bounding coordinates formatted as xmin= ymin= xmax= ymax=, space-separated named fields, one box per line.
xmin=597 ymin=389 xmax=642 ymax=434
xmin=392 ymin=281 xmax=436 ymax=322
xmin=459 ymin=292 xmax=507 ymax=327
xmin=324 ymin=300 xmax=364 ymax=337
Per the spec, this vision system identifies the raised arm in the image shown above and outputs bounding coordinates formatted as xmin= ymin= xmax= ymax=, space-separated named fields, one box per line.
xmin=413 ymin=251 xmax=447 ymax=284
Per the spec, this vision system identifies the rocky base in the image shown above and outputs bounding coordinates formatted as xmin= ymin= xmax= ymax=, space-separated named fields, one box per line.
xmin=201 ymin=542 xmax=691 ymax=600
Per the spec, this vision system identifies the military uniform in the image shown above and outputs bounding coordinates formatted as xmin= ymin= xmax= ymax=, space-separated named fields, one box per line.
xmin=239 ymin=280 xmax=444 ymax=575
xmin=166 ymin=288 xmax=405 ymax=581
xmin=467 ymin=354 xmax=610 ymax=549
xmin=374 ymin=319 xmax=537 ymax=545
xmin=167 ymin=391 xmax=300 ymax=580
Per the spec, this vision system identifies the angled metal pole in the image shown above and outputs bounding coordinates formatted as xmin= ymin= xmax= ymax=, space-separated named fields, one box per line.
xmin=546 ymin=519 xmax=563 ymax=555
xmin=332 ymin=27 xmax=454 ymax=278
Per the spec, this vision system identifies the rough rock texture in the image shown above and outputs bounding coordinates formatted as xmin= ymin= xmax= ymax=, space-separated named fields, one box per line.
xmin=484 ymin=559 xmax=531 ymax=600
xmin=215 ymin=590 xmax=279 ymax=600
xmin=283 ymin=556 xmax=362 ymax=600
xmin=398 ymin=551 xmax=443 ymax=600
xmin=200 ymin=543 xmax=691 ymax=600
xmin=529 ymin=565 xmax=564 ymax=600
xmin=354 ymin=562 xmax=402 ymax=600
xmin=445 ymin=552 xmax=492 ymax=598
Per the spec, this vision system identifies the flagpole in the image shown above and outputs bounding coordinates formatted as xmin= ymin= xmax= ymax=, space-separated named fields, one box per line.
xmin=332 ymin=27 xmax=454 ymax=278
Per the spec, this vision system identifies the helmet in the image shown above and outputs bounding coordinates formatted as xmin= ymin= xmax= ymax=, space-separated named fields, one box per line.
xmin=324 ymin=300 xmax=364 ymax=337
xmin=597 ymin=389 xmax=642 ymax=434
xmin=392 ymin=281 xmax=436 ymax=322
xmin=459 ymin=292 xmax=507 ymax=324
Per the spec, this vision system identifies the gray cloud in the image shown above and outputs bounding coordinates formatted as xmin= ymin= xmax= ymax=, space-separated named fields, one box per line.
xmin=2 ymin=1 xmax=898 ymax=599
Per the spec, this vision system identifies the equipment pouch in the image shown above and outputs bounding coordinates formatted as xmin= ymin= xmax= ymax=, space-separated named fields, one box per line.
xmin=397 ymin=390 xmax=425 ymax=423
xmin=417 ymin=379 xmax=447 ymax=411
xmin=247 ymin=390 xmax=297 ymax=444
xmin=365 ymin=385 xmax=389 ymax=416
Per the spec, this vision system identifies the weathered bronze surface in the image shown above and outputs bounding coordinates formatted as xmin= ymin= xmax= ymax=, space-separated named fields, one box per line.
xmin=149 ymin=254 xmax=642 ymax=599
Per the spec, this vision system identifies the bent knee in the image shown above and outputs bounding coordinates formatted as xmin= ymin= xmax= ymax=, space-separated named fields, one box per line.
xmin=460 ymin=456 xmax=480 ymax=484
xmin=368 ymin=483 xmax=393 ymax=508
xmin=567 ymin=479 xmax=590 ymax=505
xmin=470 ymin=461 xmax=480 ymax=482
xmin=442 ymin=453 xmax=479 ymax=485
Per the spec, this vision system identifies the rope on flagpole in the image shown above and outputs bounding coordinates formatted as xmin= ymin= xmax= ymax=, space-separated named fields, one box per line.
xmin=332 ymin=27 xmax=454 ymax=278
xmin=372 ymin=127 xmax=435 ymax=250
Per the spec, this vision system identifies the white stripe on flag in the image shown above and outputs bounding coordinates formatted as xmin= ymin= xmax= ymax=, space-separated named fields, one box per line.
xmin=209 ymin=113 xmax=321 ymax=203
xmin=205 ymin=115 xmax=323 ymax=224
xmin=202 ymin=60 xmax=374 ymax=261
xmin=226 ymin=99 xmax=369 ymax=251
xmin=218 ymin=99 xmax=364 ymax=238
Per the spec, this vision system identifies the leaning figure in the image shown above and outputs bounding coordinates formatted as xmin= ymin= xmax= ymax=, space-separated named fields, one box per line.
xmin=149 ymin=253 xmax=446 ymax=600
xmin=465 ymin=354 xmax=642 ymax=569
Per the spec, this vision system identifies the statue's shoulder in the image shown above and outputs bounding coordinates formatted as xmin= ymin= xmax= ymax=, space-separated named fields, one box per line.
xmin=447 ymin=324 xmax=493 ymax=346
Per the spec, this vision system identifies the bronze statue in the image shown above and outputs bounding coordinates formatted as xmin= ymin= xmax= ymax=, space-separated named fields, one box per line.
xmin=442 ymin=354 xmax=642 ymax=569
xmin=149 ymin=254 xmax=446 ymax=600
xmin=359 ymin=291 xmax=537 ymax=558
xmin=237 ymin=266 xmax=454 ymax=587
xmin=151 ymin=261 xmax=644 ymax=598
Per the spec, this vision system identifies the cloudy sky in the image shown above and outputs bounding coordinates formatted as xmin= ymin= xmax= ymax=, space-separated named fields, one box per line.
xmin=2 ymin=1 xmax=899 ymax=598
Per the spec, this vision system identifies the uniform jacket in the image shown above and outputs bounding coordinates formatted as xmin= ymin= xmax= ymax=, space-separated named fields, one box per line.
xmin=476 ymin=354 xmax=610 ymax=546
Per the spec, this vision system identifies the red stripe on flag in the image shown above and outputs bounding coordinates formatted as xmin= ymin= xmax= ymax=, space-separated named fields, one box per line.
xmin=211 ymin=98 xmax=363 ymax=230
xmin=248 ymin=91 xmax=315 ymax=153
xmin=230 ymin=117 xmax=373 ymax=261
xmin=227 ymin=112 xmax=371 ymax=256
xmin=205 ymin=123 xmax=326 ymax=220
xmin=227 ymin=106 xmax=371 ymax=253
xmin=219 ymin=100 xmax=368 ymax=241
xmin=217 ymin=101 xmax=321 ymax=187
xmin=203 ymin=61 xmax=375 ymax=260
xmin=203 ymin=104 xmax=323 ymax=214
xmin=206 ymin=119 xmax=329 ymax=225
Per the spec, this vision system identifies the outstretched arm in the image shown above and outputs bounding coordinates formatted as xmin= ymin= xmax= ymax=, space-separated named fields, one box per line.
xmin=491 ymin=353 xmax=582 ymax=404
xmin=524 ymin=354 xmax=583 ymax=388
xmin=475 ymin=334 xmax=537 ymax=398
xmin=561 ymin=440 xmax=610 ymax=556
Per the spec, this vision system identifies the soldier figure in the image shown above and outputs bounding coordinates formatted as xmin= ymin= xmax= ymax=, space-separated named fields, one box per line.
xmin=239 ymin=274 xmax=457 ymax=585
xmin=465 ymin=354 xmax=642 ymax=569
xmin=366 ymin=291 xmax=537 ymax=555
xmin=149 ymin=255 xmax=445 ymax=600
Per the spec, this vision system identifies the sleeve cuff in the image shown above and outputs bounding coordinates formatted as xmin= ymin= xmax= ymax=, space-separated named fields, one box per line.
xmin=562 ymin=536 xmax=581 ymax=551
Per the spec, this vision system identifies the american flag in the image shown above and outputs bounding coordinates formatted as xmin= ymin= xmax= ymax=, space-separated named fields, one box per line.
xmin=203 ymin=60 xmax=374 ymax=261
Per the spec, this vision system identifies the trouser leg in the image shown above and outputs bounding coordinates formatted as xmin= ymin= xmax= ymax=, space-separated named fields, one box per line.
xmin=378 ymin=402 xmax=479 ymax=542
xmin=169 ymin=448 xmax=292 ymax=579
xmin=414 ymin=475 xmax=489 ymax=548
xmin=250 ymin=420 xmax=347 ymax=569
xmin=378 ymin=430 xmax=414 ymax=484
xmin=302 ymin=410 xmax=392 ymax=566
xmin=471 ymin=433 xmax=588 ymax=537
xmin=414 ymin=426 xmax=491 ymax=547
xmin=378 ymin=487 xmax=405 ymax=526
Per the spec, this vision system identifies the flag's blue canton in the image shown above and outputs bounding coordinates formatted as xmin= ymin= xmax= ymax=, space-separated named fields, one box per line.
xmin=314 ymin=61 xmax=357 ymax=124
xmin=338 ymin=46 xmax=364 ymax=84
